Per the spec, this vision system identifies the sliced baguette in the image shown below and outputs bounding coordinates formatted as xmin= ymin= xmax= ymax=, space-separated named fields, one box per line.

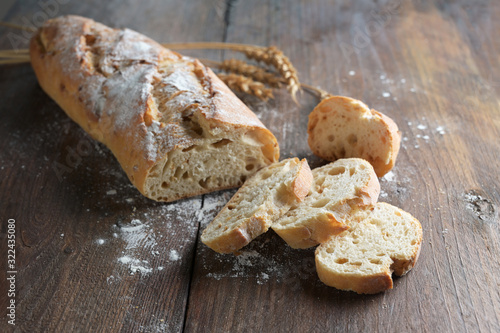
xmin=272 ymin=158 xmax=380 ymax=249
xmin=201 ymin=158 xmax=313 ymax=254
xmin=308 ymin=96 xmax=401 ymax=177
xmin=315 ymin=203 xmax=423 ymax=294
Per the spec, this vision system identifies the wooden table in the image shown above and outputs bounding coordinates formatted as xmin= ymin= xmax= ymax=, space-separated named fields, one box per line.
xmin=1 ymin=0 xmax=499 ymax=332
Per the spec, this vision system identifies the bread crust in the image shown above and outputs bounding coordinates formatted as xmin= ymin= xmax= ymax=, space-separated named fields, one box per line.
xmin=307 ymin=96 xmax=401 ymax=177
xmin=202 ymin=215 xmax=268 ymax=254
xmin=275 ymin=212 xmax=348 ymax=249
xmin=290 ymin=159 xmax=314 ymax=201
xmin=315 ymin=257 xmax=394 ymax=294
xmin=315 ymin=203 xmax=423 ymax=294
xmin=30 ymin=15 xmax=278 ymax=201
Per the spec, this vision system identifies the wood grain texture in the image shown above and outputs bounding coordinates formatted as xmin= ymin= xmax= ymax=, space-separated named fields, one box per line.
xmin=0 ymin=0 xmax=499 ymax=332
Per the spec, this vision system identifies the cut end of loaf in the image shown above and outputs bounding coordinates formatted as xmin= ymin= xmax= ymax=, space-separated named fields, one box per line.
xmin=143 ymin=127 xmax=278 ymax=202
xmin=315 ymin=203 xmax=423 ymax=294
xmin=307 ymin=96 xmax=401 ymax=177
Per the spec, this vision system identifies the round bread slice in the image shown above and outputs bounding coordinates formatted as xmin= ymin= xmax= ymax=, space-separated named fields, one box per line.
xmin=272 ymin=158 xmax=380 ymax=249
xmin=308 ymin=96 xmax=401 ymax=177
xmin=201 ymin=158 xmax=313 ymax=254
xmin=315 ymin=203 xmax=423 ymax=294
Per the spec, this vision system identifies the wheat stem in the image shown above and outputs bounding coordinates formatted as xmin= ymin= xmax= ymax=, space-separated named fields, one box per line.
xmin=0 ymin=22 xmax=36 ymax=32
xmin=162 ymin=42 xmax=258 ymax=53
xmin=301 ymin=83 xmax=332 ymax=100
xmin=0 ymin=53 xmax=30 ymax=60
xmin=0 ymin=49 xmax=29 ymax=55
xmin=0 ymin=58 xmax=30 ymax=65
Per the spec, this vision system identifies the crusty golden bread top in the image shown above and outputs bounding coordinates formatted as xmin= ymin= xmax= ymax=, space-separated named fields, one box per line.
xmin=30 ymin=15 xmax=278 ymax=193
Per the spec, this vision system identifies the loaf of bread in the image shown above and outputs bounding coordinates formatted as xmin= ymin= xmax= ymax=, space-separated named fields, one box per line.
xmin=272 ymin=158 xmax=380 ymax=249
xmin=201 ymin=158 xmax=312 ymax=253
xmin=29 ymin=15 xmax=279 ymax=202
xmin=308 ymin=96 xmax=401 ymax=177
xmin=315 ymin=203 xmax=423 ymax=294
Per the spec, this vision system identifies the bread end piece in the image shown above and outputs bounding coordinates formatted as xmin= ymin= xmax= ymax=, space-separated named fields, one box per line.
xmin=308 ymin=96 xmax=401 ymax=177
xmin=201 ymin=158 xmax=313 ymax=254
xmin=315 ymin=203 xmax=423 ymax=294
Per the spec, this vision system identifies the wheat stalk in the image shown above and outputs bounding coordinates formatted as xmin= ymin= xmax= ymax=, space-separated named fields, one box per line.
xmin=219 ymin=59 xmax=281 ymax=88
xmin=301 ymin=83 xmax=333 ymax=100
xmin=162 ymin=43 xmax=301 ymax=102
xmin=0 ymin=48 xmax=29 ymax=54
xmin=0 ymin=22 xmax=36 ymax=32
xmin=244 ymin=46 xmax=300 ymax=103
xmin=0 ymin=58 xmax=29 ymax=65
xmin=217 ymin=73 xmax=274 ymax=101
xmin=202 ymin=58 xmax=278 ymax=100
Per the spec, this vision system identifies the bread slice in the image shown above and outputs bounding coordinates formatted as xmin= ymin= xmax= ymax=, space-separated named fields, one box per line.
xmin=30 ymin=16 xmax=279 ymax=202
xmin=272 ymin=158 xmax=380 ymax=249
xmin=308 ymin=96 xmax=401 ymax=177
xmin=315 ymin=203 xmax=423 ymax=294
xmin=201 ymin=158 xmax=313 ymax=253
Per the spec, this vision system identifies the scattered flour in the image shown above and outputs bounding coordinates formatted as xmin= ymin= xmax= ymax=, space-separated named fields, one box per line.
xmin=382 ymin=92 xmax=391 ymax=98
xmin=106 ymin=189 xmax=117 ymax=195
xmin=169 ymin=249 xmax=180 ymax=261
xmin=204 ymin=244 xmax=316 ymax=286
xmin=118 ymin=255 xmax=153 ymax=275
xmin=402 ymin=120 xmax=447 ymax=151
xmin=382 ymin=171 xmax=395 ymax=182
xmin=348 ymin=70 xmax=356 ymax=76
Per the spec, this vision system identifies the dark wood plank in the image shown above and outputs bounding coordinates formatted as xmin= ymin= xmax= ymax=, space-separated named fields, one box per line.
xmin=0 ymin=0 xmax=226 ymax=332
xmin=184 ymin=1 xmax=500 ymax=332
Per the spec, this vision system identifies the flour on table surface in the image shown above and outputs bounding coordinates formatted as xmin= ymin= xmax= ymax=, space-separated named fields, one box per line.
xmin=169 ymin=249 xmax=181 ymax=261
xmin=99 ymin=196 xmax=200 ymax=279
xmin=402 ymin=118 xmax=448 ymax=151
xmin=382 ymin=171 xmax=395 ymax=182
xmin=203 ymin=239 xmax=317 ymax=286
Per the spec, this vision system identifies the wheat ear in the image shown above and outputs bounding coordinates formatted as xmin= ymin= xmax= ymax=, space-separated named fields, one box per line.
xmin=219 ymin=59 xmax=281 ymax=88
xmin=244 ymin=46 xmax=300 ymax=102
xmin=217 ymin=73 xmax=274 ymax=101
